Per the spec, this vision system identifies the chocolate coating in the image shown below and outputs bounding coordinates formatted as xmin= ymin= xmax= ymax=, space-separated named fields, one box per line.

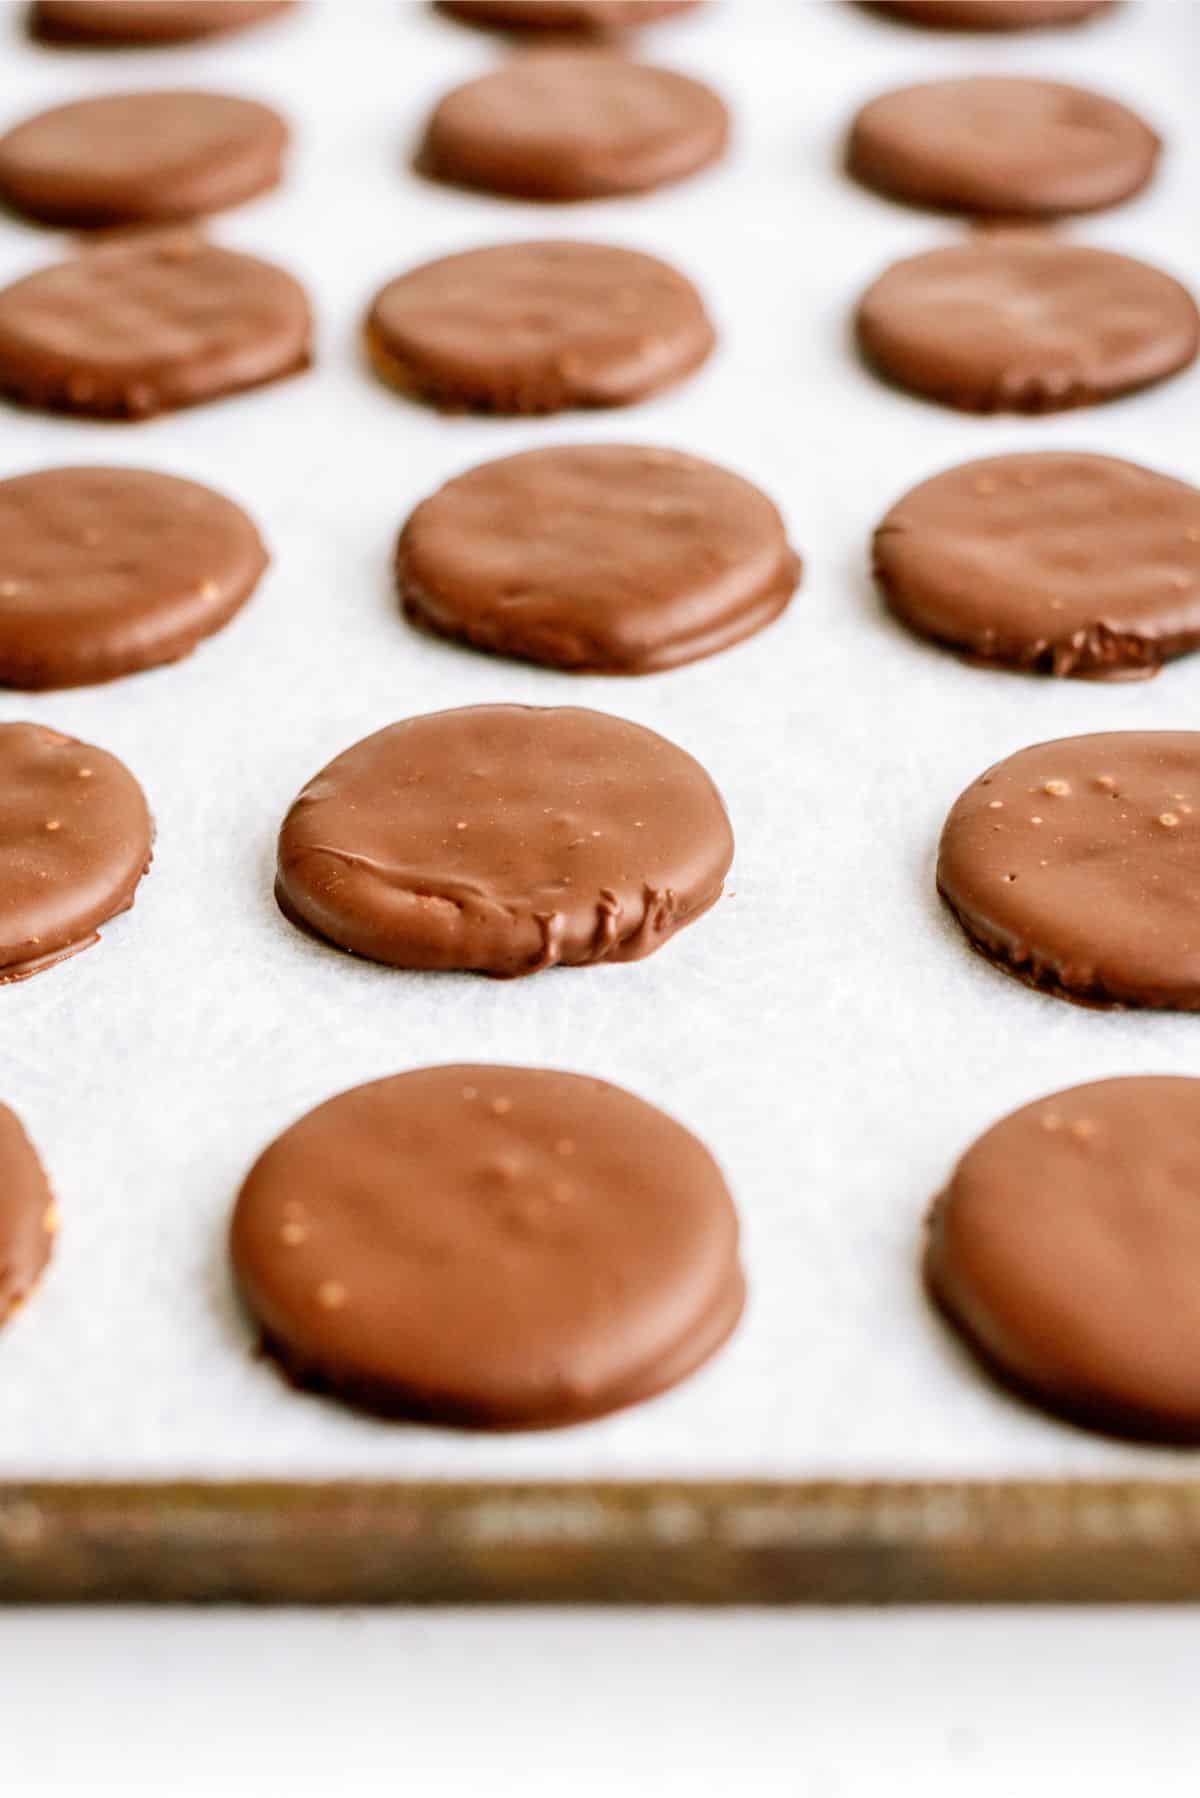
xmin=397 ymin=445 xmax=800 ymax=674
xmin=865 ymin=1 xmax=1114 ymax=28
xmin=366 ymin=240 xmax=714 ymax=414
xmin=0 ymin=92 xmax=289 ymax=230
xmin=938 ymin=732 xmax=1200 ymax=1008
xmin=857 ymin=239 xmax=1199 ymax=413
xmin=419 ymin=51 xmax=728 ymax=201
xmin=438 ymin=1 xmax=703 ymax=33
xmin=0 ymin=1105 xmax=56 ymax=1328
xmin=0 ymin=236 xmax=312 ymax=420
xmin=873 ymin=453 xmax=1200 ymax=679
xmin=927 ymin=1077 xmax=1200 ymax=1442
xmin=30 ymin=1 xmax=294 ymax=44
xmin=0 ymin=721 xmax=152 ymax=983
xmin=276 ymin=704 xmax=733 ymax=976
xmin=847 ymin=78 xmax=1159 ymax=219
xmin=0 ymin=466 xmax=268 ymax=689
xmin=231 ymin=1064 xmax=744 ymax=1429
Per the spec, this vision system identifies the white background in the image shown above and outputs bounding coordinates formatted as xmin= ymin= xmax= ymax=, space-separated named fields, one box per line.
xmin=2 ymin=0 xmax=1200 ymax=1784
xmin=1 ymin=1604 xmax=1199 ymax=1793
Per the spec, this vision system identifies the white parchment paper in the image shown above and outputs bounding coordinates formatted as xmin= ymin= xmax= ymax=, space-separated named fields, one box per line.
xmin=2 ymin=0 xmax=1199 ymax=1480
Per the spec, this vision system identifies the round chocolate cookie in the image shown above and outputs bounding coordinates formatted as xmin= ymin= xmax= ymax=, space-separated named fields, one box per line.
xmin=438 ymin=1 xmax=703 ymax=34
xmin=365 ymin=240 xmax=714 ymax=414
xmin=927 ymin=1076 xmax=1200 ymax=1441
xmin=856 ymin=239 xmax=1199 ymax=413
xmin=30 ymin=1 xmax=295 ymax=45
xmin=397 ymin=445 xmax=800 ymax=674
xmin=864 ymin=1 xmax=1115 ymax=28
xmin=0 ymin=466 xmax=267 ymax=689
xmin=276 ymin=704 xmax=733 ymax=976
xmin=231 ymin=1064 xmax=744 ymax=1428
xmin=937 ymin=731 xmax=1200 ymax=1008
xmin=0 ymin=235 xmax=312 ymax=420
xmin=419 ymin=51 xmax=728 ymax=201
xmin=847 ymin=78 xmax=1159 ymax=218
xmin=873 ymin=453 xmax=1200 ymax=679
xmin=0 ymin=92 xmax=289 ymax=230
xmin=0 ymin=721 xmax=152 ymax=983
xmin=0 ymin=1104 xmax=57 ymax=1329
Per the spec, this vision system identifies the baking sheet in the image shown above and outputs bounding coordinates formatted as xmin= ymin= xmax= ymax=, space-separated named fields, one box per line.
xmin=1 ymin=0 xmax=1199 ymax=1485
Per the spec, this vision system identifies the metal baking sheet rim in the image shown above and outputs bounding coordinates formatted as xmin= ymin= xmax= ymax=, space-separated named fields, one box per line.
xmin=5 ymin=1478 xmax=1200 ymax=1603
